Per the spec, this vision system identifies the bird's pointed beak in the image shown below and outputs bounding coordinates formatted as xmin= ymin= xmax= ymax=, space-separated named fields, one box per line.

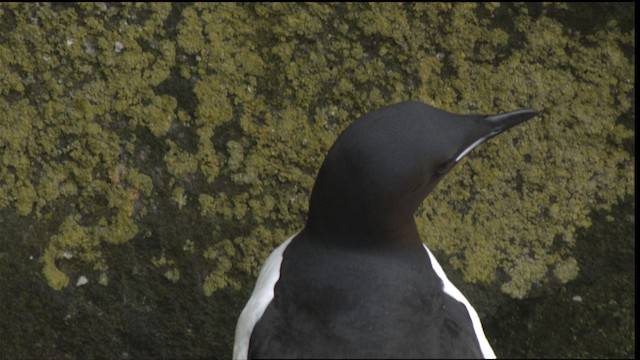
xmin=485 ymin=109 xmax=540 ymax=136
xmin=455 ymin=109 xmax=540 ymax=162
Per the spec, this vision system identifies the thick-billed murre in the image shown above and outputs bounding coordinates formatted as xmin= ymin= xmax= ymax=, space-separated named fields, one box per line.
xmin=233 ymin=101 xmax=539 ymax=359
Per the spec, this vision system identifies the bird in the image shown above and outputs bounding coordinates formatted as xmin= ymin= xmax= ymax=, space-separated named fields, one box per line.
xmin=233 ymin=101 xmax=539 ymax=359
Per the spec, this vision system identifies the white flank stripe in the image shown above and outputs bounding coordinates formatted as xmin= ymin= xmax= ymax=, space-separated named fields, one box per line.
xmin=233 ymin=234 xmax=296 ymax=360
xmin=422 ymin=244 xmax=496 ymax=359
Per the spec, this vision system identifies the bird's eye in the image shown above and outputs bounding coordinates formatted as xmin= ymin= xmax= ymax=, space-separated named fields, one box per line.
xmin=436 ymin=160 xmax=454 ymax=175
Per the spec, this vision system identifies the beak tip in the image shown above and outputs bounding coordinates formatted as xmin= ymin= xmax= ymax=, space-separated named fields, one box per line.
xmin=524 ymin=109 xmax=541 ymax=118
xmin=486 ymin=108 xmax=541 ymax=130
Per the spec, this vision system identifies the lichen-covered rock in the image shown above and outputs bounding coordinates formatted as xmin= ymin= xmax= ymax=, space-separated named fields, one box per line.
xmin=0 ymin=3 xmax=634 ymax=359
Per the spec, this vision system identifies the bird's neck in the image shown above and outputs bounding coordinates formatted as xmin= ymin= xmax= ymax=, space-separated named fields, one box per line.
xmin=306 ymin=154 xmax=425 ymax=249
xmin=306 ymin=204 xmax=423 ymax=250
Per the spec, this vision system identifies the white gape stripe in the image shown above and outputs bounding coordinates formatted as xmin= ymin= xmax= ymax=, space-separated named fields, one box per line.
xmin=456 ymin=137 xmax=488 ymax=162
xmin=422 ymin=244 xmax=496 ymax=359
xmin=233 ymin=235 xmax=296 ymax=360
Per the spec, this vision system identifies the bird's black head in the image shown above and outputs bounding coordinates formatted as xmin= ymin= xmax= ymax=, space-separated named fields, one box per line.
xmin=306 ymin=101 xmax=539 ymax=245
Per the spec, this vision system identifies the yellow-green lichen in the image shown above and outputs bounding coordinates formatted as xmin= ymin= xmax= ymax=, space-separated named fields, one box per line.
xmin=0 ymin=3 xmax=634 ymax=359
xmin=172 ymin=186 xmax=188 ymax=210
xmin=0 ymin=3 xmax=633 ymax=302
xmin=40 ymin=214 xmax=102 ymax=289
xmin=42 ymin=247 xmax=70 ymax=291
xmin=183 ymin=239 xmax=196 ymax=253
xmin=198 ymin=193 xmax=217 ymax=218
xmin=202 ymin=239 xmax=240 ymax=296
xmin=165 ymin=139 xmax=199 ymax=181
xmin=163 ymin=268 xmax=180 ymax=283
xmin=151 ymin=254 xmax=180 ymax=283
xmin=553 ymin=257 xmax=580 ymax=284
